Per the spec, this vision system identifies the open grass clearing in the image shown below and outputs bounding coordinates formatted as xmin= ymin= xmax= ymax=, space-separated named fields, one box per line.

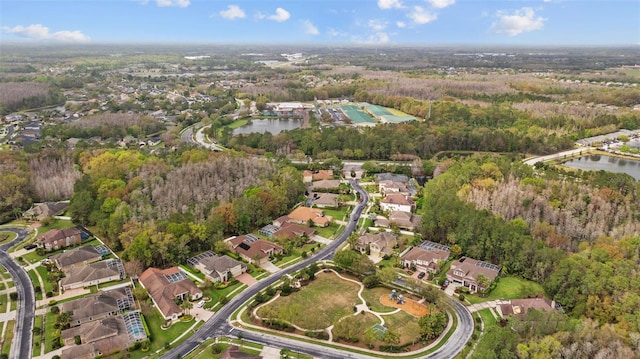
xmin=256 ymin=271 xmax=361 ymax=330
xmin=1 ymin=320 xmax=14 ymax=356
xmin=383 ymin=310 xmax=423 ymax=345
xmin=0 ymin=294 xmax=7 ymax=313
xmin=202 ymin=280 xmax=246 ymax=310
xmin=465 ymin=276 xmax=545 ymax=304
xmin=314 ymin=223 xmax=341 ymax=238
xmin=361 ymin=286 xmax=398 ymax=313
xmin=332 ymin=311 xmax=379 ymax=344
xmin=27 ymin=270 xmax=43 ymax=301
xmin=44 ymin=311 xmax=59 ymax=353
xmin=32 ymin=314 xmax=44 ymax=357
xmin=323 ymin=207 xmax=350 ymax=222
xmin=477 ymin=308 xmax=498 ymax=330
xmin=35 ymin=265 xmax=53 ymax=293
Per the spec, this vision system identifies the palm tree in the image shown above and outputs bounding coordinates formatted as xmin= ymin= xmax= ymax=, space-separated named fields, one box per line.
xmin=180 ymin=300 xmax=193 ymax=316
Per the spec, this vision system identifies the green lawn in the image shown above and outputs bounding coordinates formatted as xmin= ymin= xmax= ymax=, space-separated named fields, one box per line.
xmin=203 ymin=281 xmax=247 ymax=310
xmin=465 ymin=276 xmax=545 ymax=304
xmin=27 ymin=270 xmax=43 ymax=301
xmin=1 ymin=320 xmax=14 ymax=356
xmin=323 ymin=207 xmax=350 ymax=221
xmin=179 ymin=264 xmax=205 ymax=281
xmin=383 ymin=309 xmax=423 ymax=345
xmin=477 ymin=308 xmax=498 ymax=329
xmin=273 ymin=243 xmax=319 ymax=267
xmin=0 ymin=231 xmax=17 ymax=244
xmin=44 ymin=312 xmax=59 ymax=353
xmin=22 ymin=238 xmax=102 ymax=264
xmin=35 ymin=265 xmax=53 ymax=293
xmin=0 ymin=294 xmax=7 ymax=313
xmin=361 ymin=286 xmax=398 ymax=313
xmin=37 ymin=219 xmax=76 ymax=233
xmin=188 ymin=341 xmax=264 ymax=359
xmin=314 ymin=223 xmax=341 ymax=238
xmin=32 ymin=315 xmax=43 ymax=357
xmin=256 ymin=271 xmax=361 ymax=330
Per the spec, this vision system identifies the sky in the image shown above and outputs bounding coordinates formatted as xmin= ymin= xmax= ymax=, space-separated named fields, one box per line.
xmin=1 ymin=0 xmax=639 ymax=46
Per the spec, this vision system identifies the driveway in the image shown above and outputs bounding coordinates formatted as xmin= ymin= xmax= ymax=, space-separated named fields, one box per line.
xmin=260 ymin=261 xmax=280 ymax=274
xmin=235 ymin=272 xmax=257 ymax=286
xmin=311 ymin=235 xmax=331 ymax=245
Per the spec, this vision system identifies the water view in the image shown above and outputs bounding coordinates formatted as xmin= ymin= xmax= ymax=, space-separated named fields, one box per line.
xmin=563 ymin=155 xmax=640 ymax=180
xmin=233 ymin=118 xmax=303 ymax=135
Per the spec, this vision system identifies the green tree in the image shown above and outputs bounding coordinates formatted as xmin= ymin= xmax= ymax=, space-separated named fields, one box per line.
xmin=418 ymin=312 xmax=447 ymax=340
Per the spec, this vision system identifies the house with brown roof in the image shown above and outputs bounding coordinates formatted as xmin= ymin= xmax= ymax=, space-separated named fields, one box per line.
xmin=50 ymin=246 xmax=102 ymax=272
xmin=139 ymin=267 xmax=202 ymax=320
xmin=61 ymin=287 xmax=134 ymax=327
xmin=37 ymin=227 xmax=83 ymax=251
xmin=275 ymin=206 xmax=331 ymax=227
xmin=226 ymin=235 xmax=283 ymax=265
xmin=309 ymin=192 xmax=339 ymax=208
xmin=380 ymin=193 xmax=414 ymax=213
xmin=272 ymin=223 xmax=315 ymax=242
xmin=24 ymin=201 xmax=69 ymax=221
xmin=61 ymin=312 xmax=146 ymax=359
xmin=401 ymin=245 xmax=450 ymax=274
xmin=496 ymin=298 xmax=558 ymax=319
xmin=376 ymin=211 xmax=422 ymax=231
xmin=60 ymin=259 xmax=125 ymax=291
xmin=302 ymin=169 xmax=333 ymax=183
xmin=190 ymin=252 xmax=246 ymax=283
xmin=378 ymin=180 xmax=410 ymax=196
xmin=355 ymin=232 xmax=398 ymax=259
xmin=446 ymin=257 xmax=501 ymax=294
xmin=309 ymin=179 xmax=342 ymax=192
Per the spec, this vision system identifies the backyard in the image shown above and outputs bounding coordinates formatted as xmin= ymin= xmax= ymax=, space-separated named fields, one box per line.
xmin=465 ymin=276 xmax=545 ymax=304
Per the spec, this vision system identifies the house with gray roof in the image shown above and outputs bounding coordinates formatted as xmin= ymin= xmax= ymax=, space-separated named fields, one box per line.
xmin=51 ymin=245 xmax=102 ymax=272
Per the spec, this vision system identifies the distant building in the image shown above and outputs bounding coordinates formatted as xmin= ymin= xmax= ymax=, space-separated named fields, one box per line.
xmin=446 ymin=257 xmax=501 ymax=294
xmin=400 ymin=241 xmax=450 ymax=274
xmin=355 ymin=232 xmax=398 ymax=259
xmin=62 ymin=287 xmax=135 ymax=327
xmin=23 ymin=202 xmax=69 ymax=221
xmin=60 ymin=259 xmax=125 ymax=291
xmin=188 ymin=251 xmax=247 ymax=283
xmin=497 ymin=298 xmax=559 ymax=319
xmin=50 ymin=246 xmax=102 ymax=272
xmin=139 ymin=267 xmax=202 ymax=320
xmin=37 ymin=228 xmax=84 ymax=251
xmin=275 ymin=206 xmax=331 ymax=227
xmin=380 ymin=193 xmax=414 ymax=213
xmin=226 ymin=235 xmax=283 ymax=265
xmin=302 ymin=169 xmax=333 ymax=183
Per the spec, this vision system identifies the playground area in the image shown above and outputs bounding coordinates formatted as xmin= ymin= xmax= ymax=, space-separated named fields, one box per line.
xmin=380 ymin=290 xmax=429 ymax=317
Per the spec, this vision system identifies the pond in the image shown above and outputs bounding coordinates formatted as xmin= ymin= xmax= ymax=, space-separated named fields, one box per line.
xmin=563 ymin=155 xmax=640 ymax=180
xmin=233 ymin=118 xmax=302 ymax=135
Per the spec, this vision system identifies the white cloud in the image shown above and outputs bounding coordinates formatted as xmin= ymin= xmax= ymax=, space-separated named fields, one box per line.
xmin=426 ymin=0 xmax=455 ymax=9
xmin=368 ymin=19 xmax=388 ymax=31
xmin=408 ymin=6 xmax=437 ymax=25
xmin=3 ymin=24 xmax=90 ymax=42
xmin=396 ymin=21 xmax=406 ymax=28
xmin=328 ymin=28 xmax=348 ymax=38
xmin=302 ymin=20 xmax=319 ymax=35
xmin=267 ymin=8 xmax=290 ymax=22
xmin=353 ymin=32 xmax=391 ymax=44
xmin=220 ymin=5 xmax=246 ymax=20
xmin=156 ymin=0 xmax=190 ymax=7
xmin=492 ymin=7 xmax=545 ymax=36
xmin=378 ymin=0 xmax=403 ymax=10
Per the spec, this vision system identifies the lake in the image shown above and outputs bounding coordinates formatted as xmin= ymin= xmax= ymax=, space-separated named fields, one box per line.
xmin=563 ymin=155 xmax=640 ymax=180
xmin=233 ymin=119 xmax=303 ymax=135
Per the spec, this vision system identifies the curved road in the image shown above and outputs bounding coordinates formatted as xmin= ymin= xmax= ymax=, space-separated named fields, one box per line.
xmin=161 ymin=181 xmax=473 ymax=359
xmin=0 ymin=227 xmax=34 ymax=359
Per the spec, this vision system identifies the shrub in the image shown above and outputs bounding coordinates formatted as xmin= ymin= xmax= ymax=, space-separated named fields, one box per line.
xmin=458 ymin=294 xmax=465 ymax=301
xmin=211 ymin=344 xmax=224 ymax=354
xmin=51 ymin=337 xmax=62 ymax=350
xmin=51 ymin=356 xmax=60 ymax=359
xmin=74 ymin=335 xmax=82 ymax=345
xmin=46 ymin=291 xmax=53 ymax=298
xmin=50 ymin=305 xmax=60 ymax=314
xmin=305 ymin=331 xmax=329 ymax=340
xmin=34 ymin=286 xmax=41 ymax=293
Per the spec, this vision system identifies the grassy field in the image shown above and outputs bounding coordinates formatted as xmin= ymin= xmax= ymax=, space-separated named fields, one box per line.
xmin=256 ymin=271 xmax=361 ymax=330
xmin=314 ymin=223 xmax=341 ymax=238
xmin=0 ymin=231 xmax=17 ymax=244
xmin=466 ymin=276 xmax=545 ymax=304
xmin=203 ymin=281 xmax=246 ymax=310
xmin=179 ymin=264 xmax=205 ymax=281
xmin=37 ymin=219 xmax=76 ymax=233
xmin=1 ymin=320 xmax=14 ymax=356
xmin=323 ymin=207 xmax=350 ymax=222
xmin=361 ymin=286 xmax=398 ymax=313
xmin=189 ymin=342 xmax=263 ymax=359
xmin=0 ymin=294 xmax=7 ymax=313
xmin=383 ymin=309 xmax=422 ymax=344
xmin=478 ymin=308 xmax=498 ymax=329
xmin=44 ymin=311 xmax=59 ymax=353
xmin=35 ymin=265 xmax=53 ymax=293
xmin=273 ymin=243 xmax=319 ymax=267
xmin=32 ymin=315 xmax=43 ymax=357
xmin=27 ymin=270 xmax=43 ymax=301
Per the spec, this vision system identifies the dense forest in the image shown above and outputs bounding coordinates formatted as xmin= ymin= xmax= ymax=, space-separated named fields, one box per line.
xmin=416 ymin=155 xmax=640 ymax=357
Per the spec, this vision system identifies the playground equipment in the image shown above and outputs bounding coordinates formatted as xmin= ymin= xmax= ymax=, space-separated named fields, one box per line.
xmin=389 ymin=289 xmax=405 ymax=305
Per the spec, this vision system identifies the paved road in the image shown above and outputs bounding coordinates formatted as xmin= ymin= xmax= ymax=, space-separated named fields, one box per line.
xmin=0 ymin=227 xmax=34 ymax=359
xmin=161 ymin=182 xmax=473 ymax=359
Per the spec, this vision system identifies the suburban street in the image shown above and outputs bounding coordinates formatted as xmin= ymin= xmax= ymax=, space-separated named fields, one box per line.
xmin=161 ymin=181 xmax=473 ymax=359
xmin=0 ymin=227 xmax=34 ymax=359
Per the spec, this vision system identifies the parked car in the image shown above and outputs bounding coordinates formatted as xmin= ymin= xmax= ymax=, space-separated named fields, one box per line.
xmin=440 ymin=279 xmax=450 ymax=290
xmin=196 ymin=300 xmax=206 ymax=308
xmin=24 ymin=244 xmax=37 ymax=250
xmin=417 ymin=272 xmax=426 ymax=279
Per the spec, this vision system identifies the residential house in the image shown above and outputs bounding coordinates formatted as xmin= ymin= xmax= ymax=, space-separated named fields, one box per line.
xmin=37 ymin=227 xmax=84 ymax=251
xmin=400 ymin=241 xmax=450 ymax=274
xmin=50 ymin=245 xmax=102 ymax=272
xmin=309 ymin=179 xmax=341 ymax=192
xmin=497 ymin=298 xmax=558 ymax=319
xmin=275 ymin=206 xmax=331 ymax=227
xmin=308 ymin=192 xmax=339 ymax=208
xmin=302 ymin=169 xmax=333 ymax=183
xmin=271 ymin=223 xmax=315 ymax=242
xmin=378 ymin=180 xmax=410 ymax=196
xmin=380 ymin=193 xmax=414 ymax=213
xmin=189 ymin=251 xmax=247 ymax=283
xmin=23 ymin=201 xmax=69 ymax=221
xmin=226 ymin=235 xmax=283 ymax=265
xmin=61 ymin=287 xmax=135 ymax=327
xmin=61 ymin=312 xmax=146 ymax=359
xmin=388 ymin=211 xmax=422 ymax=231
xmin=60 ymin=259 xmax=125 ymax=291
xmin=446 ymin=257 xmax=501 ymax=294
xmin=374 ymin=173 xmax=408 ymax=183
xmin=355 ymin=232 xmax=398 ymax=259
xmin=139 ymin=267 xmax=202 ymax=320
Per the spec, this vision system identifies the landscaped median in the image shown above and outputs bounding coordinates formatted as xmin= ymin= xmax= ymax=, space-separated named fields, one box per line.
xmin=225 ymin=264 xmax=463 ymax=359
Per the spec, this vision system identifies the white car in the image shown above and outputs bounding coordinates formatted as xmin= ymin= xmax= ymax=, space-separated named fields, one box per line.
xmin=196 ymin=300 xmax=205 ymax=308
